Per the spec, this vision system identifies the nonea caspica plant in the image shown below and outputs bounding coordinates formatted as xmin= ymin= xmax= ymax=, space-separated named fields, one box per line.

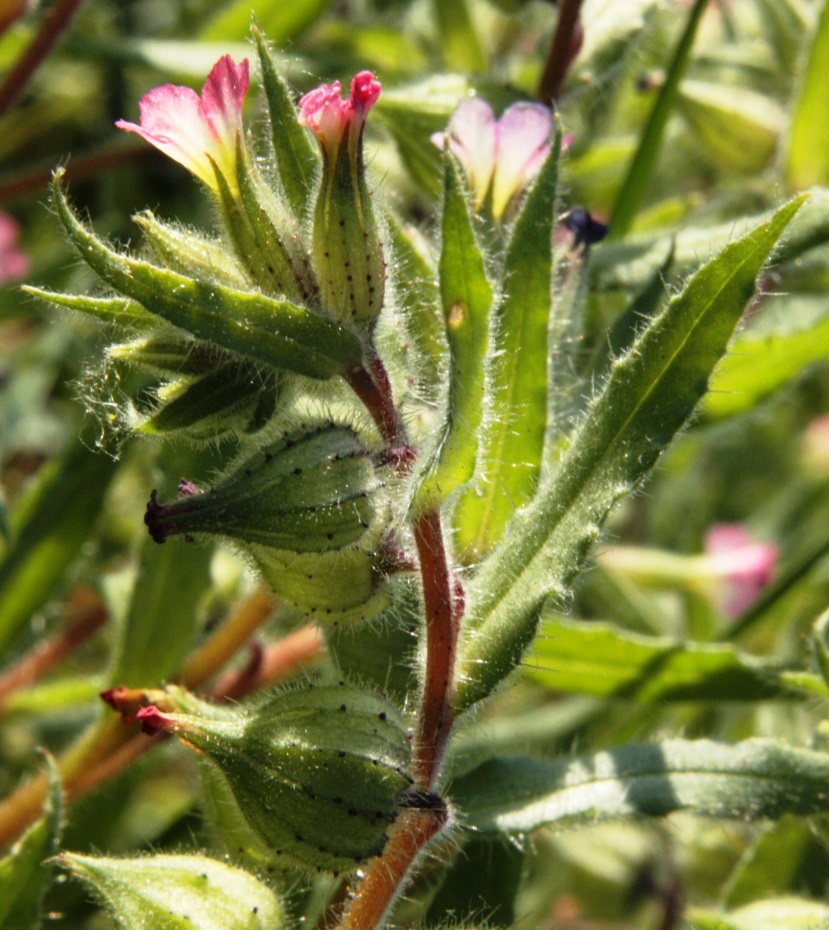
xmin=12 ymin=12 xmax=829 ymax=930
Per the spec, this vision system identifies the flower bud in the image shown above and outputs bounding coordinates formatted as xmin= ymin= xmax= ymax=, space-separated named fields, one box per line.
xmin=299 ymin=72 xmax=386 ymax=327
xmin=144 ymin=424 xmax=375 ymax=551
xmin=138 ymin=684 xmax=412 ymax=873
xmin=58 ymin=852 xmax=283 ymax=930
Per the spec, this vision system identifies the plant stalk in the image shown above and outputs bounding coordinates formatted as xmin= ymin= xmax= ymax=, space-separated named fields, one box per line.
xmin=334 ymin=808 xmax=448 ymax=930
xmin=412 ymin=508 xmax=458 ymax=789
xmin=537 ymin=0 xmax=584 ymax=104
xmin=0 ymin=0 xmax=89 ymax=117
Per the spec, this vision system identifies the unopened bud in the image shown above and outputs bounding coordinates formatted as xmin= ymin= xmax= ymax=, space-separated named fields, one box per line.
xmin=138 ymin=684 xmax=412 ymax=873
xmin=144 ymin=424 xmax=375 ymax=551
xmin=299 ymin=72 xmax=386 ymax=326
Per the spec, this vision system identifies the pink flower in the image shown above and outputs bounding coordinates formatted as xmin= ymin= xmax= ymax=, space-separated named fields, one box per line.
xmin=298 ymin=71 xmax=381 ymax=160
xmin=433 ymin=98 xmax=553 ymax=218
xmin=116 ymin=55 xmax=249 ymax=191
xmin=703 ymin=523 xmax=778 ymax=618
xmin=0 ymin=212 xmax=29 ymax=284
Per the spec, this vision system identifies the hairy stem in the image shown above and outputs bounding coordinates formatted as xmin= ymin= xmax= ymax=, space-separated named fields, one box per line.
xmin=335 ymin=808 xmax=448 ymax=930
xmin=537 ymin=0 xmax=584 ymax=104
xmin=344 ymin=357 xmax=407 ymax=447
xmin=412 ymin=508 xmax=458 ymax=789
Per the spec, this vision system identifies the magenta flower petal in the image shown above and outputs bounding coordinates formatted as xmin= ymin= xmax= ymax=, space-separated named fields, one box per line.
xmin=350 ymin=70 xmax=381 ymax=119
xmin=299 ymin=71 xmax=381 ymax=157
xmin=491 ymin=102 xmax=552 ymax=218
xmin=703 ymin=523 xmax=778 ymax=618
xmin=298 ymin=80 xmax=348 ymax=150
xmin=200 ymin=54 xmax=249 ymax=144
xmin=116 ymin=55 xmax=249 ymax=191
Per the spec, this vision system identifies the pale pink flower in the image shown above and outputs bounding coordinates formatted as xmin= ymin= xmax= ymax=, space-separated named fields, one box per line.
xmin=116 ymin=55 xmax=249 ymax=191
xmin=432 ymin=98 xmax=553 ymax=218
xmin=0 ymin=212 xmax=29 ymax=284
xmin=703 ymin=523 xmax=778 ymax=618
xmin=298 ymin=71 xmax=381 ymax=161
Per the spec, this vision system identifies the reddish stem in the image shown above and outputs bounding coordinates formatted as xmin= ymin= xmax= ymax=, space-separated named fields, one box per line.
xmin=0 ymin=143 xmax=158 ymax=205
xmin=0 ymin=594 xmax=295 ymax=851
xmin=412 ymin=508 xmax=457 ymax=789
xmin=537 ymin=0 xmax=585 ymax=104
xmin=210 ymin=623 xmax=324 ymax=701
xmin=0 ymin=0 xmax=89 ymax=118
xmin=335 ymin=808 xmax=447 ymax=930
xmin=344 ymin=358 xmax=406 ymax=448
xmin=0 ymin=592 xmax=106 ymax=707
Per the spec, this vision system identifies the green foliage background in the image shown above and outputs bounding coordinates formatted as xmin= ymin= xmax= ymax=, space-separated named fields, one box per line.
xmin=2 ymin=0 xmax=829 ymax=928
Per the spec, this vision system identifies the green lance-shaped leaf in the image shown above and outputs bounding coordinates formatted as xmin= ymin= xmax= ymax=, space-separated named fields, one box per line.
xmin=691 ymin=897 xmax=829 ymax=930
xmin=413 ymin=153 xmax=494 ymax=511
xmin=0 ymin=436 xmax=117 ymax=655
xmin=140 ymin=684 xmax=413 ymax=873
xmin=453 ymin=135 xmax=561 ymax=560
xmin=455 ymin=738 xmax=829 ymax=835
xmin=144 ymin=424 xmax=375 ymax=553
xmin=253 ymin=25 xmax=318 ymax=218
xmin=677 ymin=80 xmax=783 ymax=174
xmin=454 ymin=195 xmax=806 ymax=713
xmin=787 ymin=0 xmax=829 ymax=191
xmin=107 ymin=335 xmax=233 ymax=378
xmin=722 ymin=817 xmax=816 ymax=909
xmin=250 ymin=546 xmax=389 ymax=624
xmin=609 ymin=0 xmax=710 ymax=239
xmin=108 ymin=533 xmax=212 ymax=689
xmin=591 ymin=186 xmax=829 ymax=293
xmin=527 ymin=616 xmax=803 ymax=702
xmin=702 ymin=306 xmax=829 ymax=419
xmin=23 ymin=288 xmax=156 ymax=330
xmin=433 ymin=0 xmax=486 ymax=73
xmin=139 ymin=364 xmax=279 ymax=438
xmin=200 ymin=0 xmax=329 ymax=42
xmin=0 ymin=754 xmax=62 ymax=930
xmin=58 ymin=852 xmax=284 ymax=930
xmin=52 ymin=170 xmax=362 ymax=380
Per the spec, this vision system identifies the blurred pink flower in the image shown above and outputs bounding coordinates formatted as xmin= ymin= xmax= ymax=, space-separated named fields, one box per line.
xmin=116 ymin=55 xmax=249 ymax=191
xmin=703 ymin=523 xmax=778 ymax=617
xmin=432 ymin=98 xmax=553 ymax=218
xmin=298 ymin=71 xmax=381 ymax=162
xmin=0 ymin=212 xmax=29 ymax=284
